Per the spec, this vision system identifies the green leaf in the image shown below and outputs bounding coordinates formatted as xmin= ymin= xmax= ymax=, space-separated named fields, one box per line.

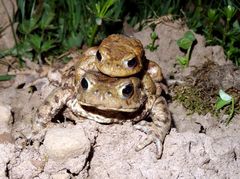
xmin=215 ymin=97 xmax=231 ymax=110
xmin=215 ymin=90 xmax=233 ymax=110
xmin=219 ymin=89 xmax=232 ymax=102
xmin=150 ymin=32 xmax=158 ymax=40
xmin=41 ymin=40 xmax=55 ymax=53
xmin=17 ymin=0 xmax=26 ymax=21
xmin=63 ymin=33 xmax=83 ymax=49
xmin=207 ymin=9 xmax=217 ymax=22
xmin=95 ymin=2 xmax=101 ymax=15
xmin=177 ymin=38 xmax=192 ymax=50
xmin=18 ymin=18 xmax=39 ymax=34
xmin=233 ymin=20 xmax=240 ymax=32
xmin=177 ymin=31 xmax=196 ymax=50
xmin=0 ymin=75 xmax=15 ymax=81
xmin=224 ymin=5 xmax=236 ymax=21
xmin=39 ymin=11 xmax=55 ymax=30
xmin=146 ymin=44 xmax=159 ymax=52
xmin=176 ymin=56 xmax=188 ymax=66
xmin=17 ymin=41 xmax=32 ymax=53
xmin=185 ymin=31 xmax=196 ymax=41
xmin=28 ymin=34 xmax=42 ymax=52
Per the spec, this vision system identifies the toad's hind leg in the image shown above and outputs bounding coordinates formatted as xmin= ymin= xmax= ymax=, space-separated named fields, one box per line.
xmin=135 ymin=96 xmax=171 ymax=159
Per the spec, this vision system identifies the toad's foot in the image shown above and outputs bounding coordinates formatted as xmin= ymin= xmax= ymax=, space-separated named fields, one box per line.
xmin=134 ymin=96 xmax=171 ymax=159
xmin=134 ymin=121 xmax=163 ymax=159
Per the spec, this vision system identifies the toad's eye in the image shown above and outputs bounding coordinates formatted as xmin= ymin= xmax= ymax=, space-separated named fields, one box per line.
xmin=81 ymin=78 xmax=89 ymax=90
xmin=122 ymin=84 xmax=134 ymax=98
xmin=124 ymin=57 xmax=137 ymax=68
xmin=96 ymin=50 xmax=102 ymax=61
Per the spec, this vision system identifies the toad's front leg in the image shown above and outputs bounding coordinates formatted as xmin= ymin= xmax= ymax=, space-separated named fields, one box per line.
xmin=135 ymin=96 xmax=171 ymax=159
xmin=32 ymin=87 xmax=73 ymax=141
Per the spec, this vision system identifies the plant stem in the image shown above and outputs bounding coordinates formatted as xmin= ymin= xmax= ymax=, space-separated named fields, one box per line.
xmin=223 ymin=19 xmax=230 ymax=47
xmin=208 ymin=22 xmax=213 ymax=42
xmin=226 ymin=98 xmax=235 ymax=125
xmin=89 ymin=25 xmax=99 ymax=46
xmin=186 ymin=46 xmax=191 ymax=66
xmin=37 ymin=54 xmax=42 ymax=65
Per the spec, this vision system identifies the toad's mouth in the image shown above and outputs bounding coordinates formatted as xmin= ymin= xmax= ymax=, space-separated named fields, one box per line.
xmin=79 ymin=101 xmax=141 ymax=113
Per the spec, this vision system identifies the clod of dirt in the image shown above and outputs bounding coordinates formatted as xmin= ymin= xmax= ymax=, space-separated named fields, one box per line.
xmin=44 ymin=127 xmax=90 ymax=161
xmin=42 ymin=125 xmax=91 ymax=176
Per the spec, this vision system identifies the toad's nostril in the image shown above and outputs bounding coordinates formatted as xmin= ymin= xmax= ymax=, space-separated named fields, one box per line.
xmin=94 ymin=89 xmax=99 ymax=95
xmin=106 ymin=91 xmax=112 ymax=96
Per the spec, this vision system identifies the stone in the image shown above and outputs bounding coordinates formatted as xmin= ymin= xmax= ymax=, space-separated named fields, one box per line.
xmin=44 ymin=127 xmax=90 ymax=161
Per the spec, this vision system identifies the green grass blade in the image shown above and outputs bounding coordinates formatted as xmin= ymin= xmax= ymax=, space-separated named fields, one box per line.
xmin=0 ymin=75 xmax=15 ymax=81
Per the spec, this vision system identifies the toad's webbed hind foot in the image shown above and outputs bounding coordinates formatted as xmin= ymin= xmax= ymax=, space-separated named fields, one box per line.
xmin=134 ymin=121 xmax=163 ymax=159
xmin=134 ymin=96 xmax=171 ymax=159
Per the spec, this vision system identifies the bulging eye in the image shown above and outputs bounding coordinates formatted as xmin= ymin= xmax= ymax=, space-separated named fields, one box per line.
xmin=122 ymin=83 xmax=134 ymax=98
xmin=81 ymin=78 xmax=89 ymax=90
xmin=96 ymin=50 xmax=102 ymax=61
xmin=124 ymin=57 xmax=137 ymax=69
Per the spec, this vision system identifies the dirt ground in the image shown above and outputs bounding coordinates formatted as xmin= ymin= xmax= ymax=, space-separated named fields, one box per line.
xmin=0 ymin=20 xmax=240 ymax=178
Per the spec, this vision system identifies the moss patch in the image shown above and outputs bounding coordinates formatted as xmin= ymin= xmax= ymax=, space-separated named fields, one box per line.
xmin=171 ymin=61 xmax=240 ymax=119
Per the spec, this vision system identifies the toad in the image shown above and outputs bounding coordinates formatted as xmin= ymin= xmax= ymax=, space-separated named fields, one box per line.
xmin=34 ymin=69 xmax=171 ymax=158
xmin=75 ymin=34 xmax=166 ymax=95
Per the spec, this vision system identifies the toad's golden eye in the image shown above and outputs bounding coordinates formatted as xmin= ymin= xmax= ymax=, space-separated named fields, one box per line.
xmin=121 ymin=83 xmax=134 ymax=99
xmin=81 ymin=78 xmax=89 ymax=90
xmin=123 ymin=57 xmax=137 ymax=69
xmin=96 ymin=50 xmax=102 ymax=62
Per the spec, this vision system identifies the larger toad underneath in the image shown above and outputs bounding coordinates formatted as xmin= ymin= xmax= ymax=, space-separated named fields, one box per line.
xmin=34 ymin=68 xmax=171 ymax=158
